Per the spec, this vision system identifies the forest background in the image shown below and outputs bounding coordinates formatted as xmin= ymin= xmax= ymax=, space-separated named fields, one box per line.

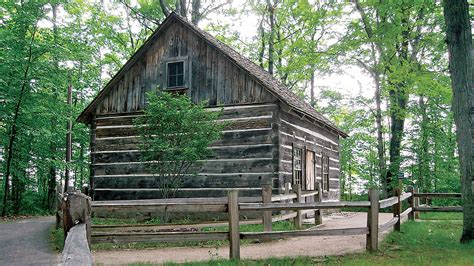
xmin=0 ymin=0 xmax=470 ymax=216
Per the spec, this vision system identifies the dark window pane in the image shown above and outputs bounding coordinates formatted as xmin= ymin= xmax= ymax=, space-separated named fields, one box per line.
xmin=169 ymin=75 xmax=176 ymax=87
xmin=169 ymin=64 xmax=177 ymax=75
xmin=167 ymin=61 xmax=185 ymax=87
xmin=176 ymin=74 xmax=184 ymax=86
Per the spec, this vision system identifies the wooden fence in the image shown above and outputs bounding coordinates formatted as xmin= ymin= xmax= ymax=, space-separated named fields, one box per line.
xmin=86 ymin=186 xmax=462 ymax=261
xmin=58 ymin=190 xmax=93 ymax=266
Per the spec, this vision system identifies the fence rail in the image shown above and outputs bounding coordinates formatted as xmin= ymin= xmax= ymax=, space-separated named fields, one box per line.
xmin=411 ymin=190 xmax=462 ymax=215
xmin=85 ymin=185 xmax=462 ymax=261
xmin=59 ymin=190 xmax=93 ymax=266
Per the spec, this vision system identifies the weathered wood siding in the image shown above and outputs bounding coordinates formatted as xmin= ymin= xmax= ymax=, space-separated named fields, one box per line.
xmin=277 ymin=105 xmax=340 ymax=202
xmin=94 ymin=19 xmax=274 ymax=114
xmin=91 ymin=103 xmax=279 ymax=200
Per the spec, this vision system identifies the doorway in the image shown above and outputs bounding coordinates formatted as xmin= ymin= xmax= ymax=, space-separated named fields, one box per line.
xmin=305 ymin=150 xmax=315 ymax=190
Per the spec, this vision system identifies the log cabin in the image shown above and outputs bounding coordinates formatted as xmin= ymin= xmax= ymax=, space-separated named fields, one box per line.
xmin=77 ymin=12 xmax=348 ymax=203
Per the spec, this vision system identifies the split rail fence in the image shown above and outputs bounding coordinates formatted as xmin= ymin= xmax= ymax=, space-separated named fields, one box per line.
xmin=58 ymin=185 xmax=462 ymax=261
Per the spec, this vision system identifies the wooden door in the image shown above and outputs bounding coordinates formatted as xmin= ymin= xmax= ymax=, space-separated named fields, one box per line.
xmin=305 ymin=150 xmax=315 ymax=190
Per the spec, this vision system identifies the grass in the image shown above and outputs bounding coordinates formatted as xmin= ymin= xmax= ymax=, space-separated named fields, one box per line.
xmin=50 ymin=227 xmax=65 ymax=252
xmin=419 ymin=212 xmax=462 ymax=220
xmin=130 ymin=213 xmax=473 ymax=266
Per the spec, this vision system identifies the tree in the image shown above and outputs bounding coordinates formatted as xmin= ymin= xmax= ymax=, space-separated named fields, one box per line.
xmin=135 ymin=91 xmax=225 ymax=199
xmin=443 ymin=0 xmax=473 ymax=243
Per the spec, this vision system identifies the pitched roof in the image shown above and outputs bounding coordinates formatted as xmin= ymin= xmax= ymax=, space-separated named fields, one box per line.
xmin=77 ymin=12 xmax=347 ymax=137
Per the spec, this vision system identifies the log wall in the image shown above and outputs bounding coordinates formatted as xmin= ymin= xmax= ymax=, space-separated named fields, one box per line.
xmin=91 ymin=103 xmax=279 ymax=200
xmin=277 ymin=105 xmax=341 ymax=202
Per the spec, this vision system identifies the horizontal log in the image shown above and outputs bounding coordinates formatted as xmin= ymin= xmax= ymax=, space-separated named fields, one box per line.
xmin=95 ymin=111 xmax=142 ymax=119
xmin=400 ymin=207 xmax=412 ymax=219
xmin=93 ymin=188 xmax=263 ymax=200
xmin=94 ymin=104 xmax=277 ymax=126
xmin=413 ymin=206 xmax=462 ymax=212
xmin=413 ymin=193 xmax=461 ymax=198
xmin=93 ymin=158 xmax=278 ymax=176
xmin=95 ymin=118 xmax=273 ymax=138
xmin=241 ymin=227 xmax=368 ymax=240
xmin=92 ymin=197 xmax=260 ymax=206
xmin=302 ymin=191 xmax=318 ymax=197
xmin=91 ymin=231 xmax=229 ymax=244
xmin=279 ymin=110 xmax=339 ymax=144
xmin=379 ymin=217 xmax=398 ymax=232
xmin=379 ymin=196 xmax=398 ymax=209
xmin=93 ymin=173 xmax=277 ymax=189
xmin=92 ymin=144 xmax=278 ymax=163
xmin=238 ymin=201 xmax=370 ymax=211
xmin=94 ymin=127 xmax=276 ymax=151
xmin=279 ymin=132 xmax=339 ymax=159
xmin=60 ymin=224 xmax=93 ymax=265
xmin=92 ymin=202 xmax=227 ymax=213
xmin=271 ymin=193 xmax=297 ymax=202
xmin=399 ymin=192 xmax=412 ymax=202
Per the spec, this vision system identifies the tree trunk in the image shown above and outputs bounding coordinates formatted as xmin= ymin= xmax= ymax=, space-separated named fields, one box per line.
xmin=418 ymin=95 xmax=430 ymax=192
xmin=258 ymin=19 xmax=265 ymax=68
xmin=386 ymin=84 xmax=408 ymax=196
xmin=191 ymin=0 xmax=201 ymax=25
xmin=179 ymin=0 xmax=186 ymax=18
xmin=47 ymin=156 xmax=56 ymax=210
xmin=374 ymin=72 xmax=387 ymax=198
xmin=159 ymin=0 xmax=170 ymax=16
xmin=266 ymin=0 xmax=275 ymax=75
xmin=310 ymin=71 xmax=315 ymax=106
xmin=64 ymin=79 xmax=73 ymax=192
xmin=443 ymin=0 xmax=473 ymax=243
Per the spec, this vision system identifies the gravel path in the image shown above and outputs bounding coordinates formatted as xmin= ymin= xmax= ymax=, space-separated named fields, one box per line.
xmin=93 ymin=212 xmax=395 ymax=265
xmin=0 ymin=216 xmax=58 ymax=266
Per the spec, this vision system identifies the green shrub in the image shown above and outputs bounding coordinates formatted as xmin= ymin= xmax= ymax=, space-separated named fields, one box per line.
xmin=135 ymin=91 xmax=225 ymax=199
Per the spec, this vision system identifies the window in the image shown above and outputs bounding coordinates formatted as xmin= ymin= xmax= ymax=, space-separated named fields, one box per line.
xmin=322 ymin=155 xmax=330 ymax=191
xmin=293 ymin=147 xmax=302 ymax=186
xmin=167 ymin=61 xmax=185 ymax=88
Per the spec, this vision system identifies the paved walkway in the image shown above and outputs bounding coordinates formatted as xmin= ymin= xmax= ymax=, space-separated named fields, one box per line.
xmin=94 ymin=212 xmax=395 ymax=265
xmin=0 ymin=216 xmax=58 ymax=266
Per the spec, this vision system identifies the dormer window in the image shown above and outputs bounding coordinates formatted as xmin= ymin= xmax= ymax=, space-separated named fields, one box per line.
xmin=167 ymin=61 xmax=185 ymax=88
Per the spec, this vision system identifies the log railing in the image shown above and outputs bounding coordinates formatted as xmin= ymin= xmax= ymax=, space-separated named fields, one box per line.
xmin=87 ymin=186 xmax=462 ymax=261
xmin=91 ymin=186 xmax=380 ymax=260
xmin=412 ymin=190 xmax=462 ymax=214
xmin=59 ymin=191 xmax=93 ymax=266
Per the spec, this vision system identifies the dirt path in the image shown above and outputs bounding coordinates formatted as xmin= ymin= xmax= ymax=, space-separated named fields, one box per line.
xmin=0 ymin=216 xmax=58 ymax=265
xmin=94 ymin=212 xmax=395 ymax=265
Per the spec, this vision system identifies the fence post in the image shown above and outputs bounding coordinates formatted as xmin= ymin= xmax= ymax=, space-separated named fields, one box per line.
xmin=394 ymin=188 xmax=401 ymax=231
xmin=314 ymin=182 xmax=322 ymax=225
xmin=294 ymin=185 xmax=303 ymax=230
xmin=366 ymin=188 xmax=379 ymax=252
xmin=228 ymin=190 xmax=240 ymax=260
xmin=413 ymin=187 xmax=420 ymax=219
xmin=408 ymin=186 xmax=415 ymax=221
xmin=62 ymin=191 xmax=92 ymax=247
xmin=262 ymin=184 xmax=272 ymax=232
